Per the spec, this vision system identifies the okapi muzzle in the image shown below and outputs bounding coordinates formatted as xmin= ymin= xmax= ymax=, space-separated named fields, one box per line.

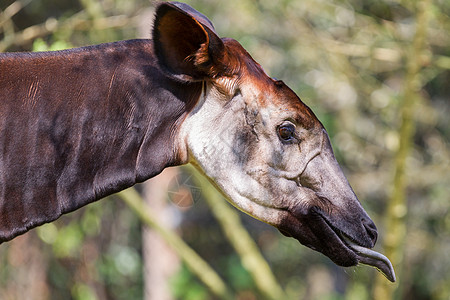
xmin=0 ymin=1 xmax=395 ymax=282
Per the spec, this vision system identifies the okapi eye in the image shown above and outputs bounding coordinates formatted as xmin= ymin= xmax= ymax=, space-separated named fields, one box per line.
xmin=278 ymin=124 xmax=296 ymax=141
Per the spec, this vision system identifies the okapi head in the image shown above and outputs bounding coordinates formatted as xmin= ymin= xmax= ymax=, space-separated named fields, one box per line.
xmin=156 ymin=2 xmax=395 ymax=281
xmin=0 ymin=1 xmax=395 ymax=282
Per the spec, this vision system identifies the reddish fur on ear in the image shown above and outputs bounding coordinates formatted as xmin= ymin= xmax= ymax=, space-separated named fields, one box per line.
xmin=188 ymin=35 xmax=229 ymax=78
xmin=153 ymin=2 xmax=231 ymax=82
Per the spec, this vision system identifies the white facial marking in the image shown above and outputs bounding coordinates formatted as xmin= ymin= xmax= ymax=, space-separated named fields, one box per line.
xmin=178 ymin=81 xmax=312 ymax=225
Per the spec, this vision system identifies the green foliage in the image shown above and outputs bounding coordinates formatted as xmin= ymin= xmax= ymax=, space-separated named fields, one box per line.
xmin=52 ymin=223 xmax=85 ymax=258
xmin=72 ymin=283 xmax=98 ymax=300
xmin=225 ymin=255 xmax=254 ymax=291
xmin=32 ymin=37 xmax=72 ymax=51
xmin=170 ymin=265 xmax=209 ymax=300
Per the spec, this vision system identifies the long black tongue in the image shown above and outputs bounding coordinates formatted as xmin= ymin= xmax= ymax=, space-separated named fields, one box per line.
xmin=344 ymin=237 xmax=396 ymax=282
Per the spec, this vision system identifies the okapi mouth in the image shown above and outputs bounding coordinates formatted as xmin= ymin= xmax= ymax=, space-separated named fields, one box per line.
xmin=342 ymin=236 xmax=396 ymax=282
xmin=278 ymin=207 xmax=396 ymax=282
xmin=320 ymin=214 xmax=396 ymax=282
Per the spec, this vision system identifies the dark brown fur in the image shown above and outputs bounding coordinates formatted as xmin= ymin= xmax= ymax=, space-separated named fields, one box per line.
xmin=0 ymin=40 xmax=201 ymax=241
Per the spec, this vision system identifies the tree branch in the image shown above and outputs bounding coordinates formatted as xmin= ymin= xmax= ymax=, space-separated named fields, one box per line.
xmin=117 ymin=187 xmax=233 ymax=300
xmin=183 ymin=165 xmax=287 ymax=300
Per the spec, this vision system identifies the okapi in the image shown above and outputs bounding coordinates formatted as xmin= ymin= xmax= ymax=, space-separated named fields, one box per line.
xmin=0 ymin=2 xmax=395 ymax=282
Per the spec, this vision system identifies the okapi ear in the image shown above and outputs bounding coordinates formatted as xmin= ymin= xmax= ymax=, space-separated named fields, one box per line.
xmin=153 ymin=2 xmax=228 ymax=82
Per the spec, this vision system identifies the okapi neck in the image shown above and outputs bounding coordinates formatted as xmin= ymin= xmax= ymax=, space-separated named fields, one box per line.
xmin=0 ymin=40 xmax=201 ymax=242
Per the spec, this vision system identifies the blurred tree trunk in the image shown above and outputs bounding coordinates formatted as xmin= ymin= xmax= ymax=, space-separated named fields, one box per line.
xmin=143 ymin=168 xmax=180 ymax=300
xmin=373 ymin=0 xmax=431 ymax=299
xmin=0 ymin=233 xmax=49 ymax=300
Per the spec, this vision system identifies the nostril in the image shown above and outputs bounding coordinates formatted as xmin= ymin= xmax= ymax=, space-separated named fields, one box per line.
xmin=362 ymin=218 xmax=378 ymax=246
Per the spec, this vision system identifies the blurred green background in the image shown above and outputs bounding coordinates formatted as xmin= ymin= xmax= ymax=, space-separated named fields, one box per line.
xmin=0 ymin=0 xmax=449 ymax=299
